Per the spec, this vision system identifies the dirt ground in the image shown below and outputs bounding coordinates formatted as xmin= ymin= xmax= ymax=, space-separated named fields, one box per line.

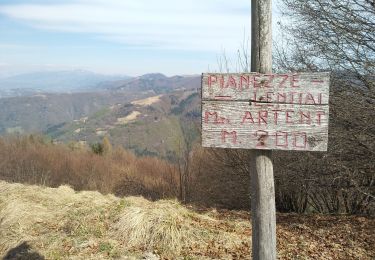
xmin=0 ymin=181 xmax=373 ymax=259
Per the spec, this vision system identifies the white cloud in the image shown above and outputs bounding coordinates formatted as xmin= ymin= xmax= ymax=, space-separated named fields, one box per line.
xmin=0 ymin=0 xmax=251 ymax=52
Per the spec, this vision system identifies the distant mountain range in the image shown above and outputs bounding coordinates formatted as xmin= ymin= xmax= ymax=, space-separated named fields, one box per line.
xmin=0 ymin=70 xmax=131 ymax=97
xmin=0 ymin=70 xmax=201 ymax=99
xmin=98 ymin=73 xmax=201 ymax=93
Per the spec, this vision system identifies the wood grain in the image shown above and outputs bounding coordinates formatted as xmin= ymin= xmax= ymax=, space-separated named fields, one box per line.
xmin=201 ymin=72 xmax=330 ymax=152
xmin=251 ymin=1 xmax=276 ymax=259
xmin=202 ymin=101 xmax=329 ymax=151
xmin=202 ymin=72 xmax=330 ymax=104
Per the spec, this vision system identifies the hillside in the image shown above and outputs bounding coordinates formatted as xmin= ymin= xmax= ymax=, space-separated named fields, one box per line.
xmin=0 ymin=181 xmax=373 ymax=259
xmin=0 ymin=91 xmax=143 ymax=135
xmin=49 ymin=89 xmax=201 ymax=160
xmin=0 ymin=74 xmax=201 ymax=139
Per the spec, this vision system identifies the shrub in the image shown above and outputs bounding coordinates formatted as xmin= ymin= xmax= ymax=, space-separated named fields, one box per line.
xmin=0 ymin=135 xmax=179 ymax=200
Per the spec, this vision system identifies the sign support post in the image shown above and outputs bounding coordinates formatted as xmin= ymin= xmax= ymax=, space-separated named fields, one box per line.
xmin=201 ymin=0 xmax=329 ymax=259
xmin=250 ymin=1 xmax=276 ymax=259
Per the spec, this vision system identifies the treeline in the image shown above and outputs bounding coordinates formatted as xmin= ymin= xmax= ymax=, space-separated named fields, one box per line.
xmin=0 ymin=135 xmax=179 ymax=200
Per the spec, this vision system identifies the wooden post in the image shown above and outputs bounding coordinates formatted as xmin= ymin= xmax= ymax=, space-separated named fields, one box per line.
xmin=250 ymin=0 xmax=276 ymax=259
xmin=201 ymin=1 xmax=330 ymax=258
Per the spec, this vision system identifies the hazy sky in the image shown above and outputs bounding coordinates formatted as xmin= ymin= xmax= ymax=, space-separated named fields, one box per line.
xmin=0 ymin=0 xmax=282 ymax=76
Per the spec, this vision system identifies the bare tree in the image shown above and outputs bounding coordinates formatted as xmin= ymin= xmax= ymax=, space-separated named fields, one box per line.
xmin=276 ymin=0 xmax=375 ymax=93
xmin=188 ymin=0 xmax=374 ymax=214
xmin=273 ymin=0 xmax=375 ymax=214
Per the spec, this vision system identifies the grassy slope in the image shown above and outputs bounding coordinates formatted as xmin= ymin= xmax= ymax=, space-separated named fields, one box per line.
xmin=0 ymin=91 xmax=144 ymax=135
xmin=0 ymin=181 xmax=373 ymax=259
xmin=51 ymin=90 xmax=200 ymax=160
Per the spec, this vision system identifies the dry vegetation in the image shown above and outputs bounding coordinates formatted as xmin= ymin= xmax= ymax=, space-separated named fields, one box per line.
xmin=0 ymin=135 xmax=179 ymax=200
xmin=271 ymin=0 xmax=375 ymax=214
xmin=0 ymin=181 xmax=373 ymax=259
xmin=0 ymin=129 xmax=373 ymax=215
xmin=0 ymin=127 xmax=373 ymax=259
xmin=116 ymin=111 xmax=141 ymax=125
xmin=131 ymin=95 xmax=162 ymax=106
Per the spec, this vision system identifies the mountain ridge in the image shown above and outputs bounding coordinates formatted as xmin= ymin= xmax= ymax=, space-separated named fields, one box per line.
xmin=0 ymin=70 xmax=131 ymax=95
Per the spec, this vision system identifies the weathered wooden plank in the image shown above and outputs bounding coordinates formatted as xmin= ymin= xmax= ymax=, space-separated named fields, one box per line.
xmin=202 ymin=72 xmax=330 ymax=105
xmin=202 ymin=101 xmax=329 ymax=151
xmin=201 ymin=72 xmax=330 ymax=151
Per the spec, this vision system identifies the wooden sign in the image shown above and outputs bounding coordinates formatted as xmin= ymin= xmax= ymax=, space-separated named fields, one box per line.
xmin=201 ymin=73 xmax=330 ymax=151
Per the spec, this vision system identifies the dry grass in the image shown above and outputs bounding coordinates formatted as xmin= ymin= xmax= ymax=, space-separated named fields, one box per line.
xmin=1 ymin=181 xmax=373 ymax=259
xmin=131 ymin=95 xmax=162 ymax=106
xmin=112 ymin=198 xmax=217 ymax=254
xmin=0 ymin=181 xmax=120 ymax=259
xmin=0 ymin=181 xmax=246 ymax=259
xmin=116 ymin=111 xmax=141 ymax=125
